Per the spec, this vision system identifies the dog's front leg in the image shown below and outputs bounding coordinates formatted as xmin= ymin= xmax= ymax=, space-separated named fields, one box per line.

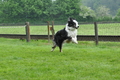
xmin=72 ymin=36 xmax=78 ymax=44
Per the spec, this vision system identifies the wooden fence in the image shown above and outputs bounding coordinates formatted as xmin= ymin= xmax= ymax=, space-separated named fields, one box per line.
xmin=0 ymin=22 xmax=31 ymax=42
xmin=0 ymin=22 xmax=120 ymax=45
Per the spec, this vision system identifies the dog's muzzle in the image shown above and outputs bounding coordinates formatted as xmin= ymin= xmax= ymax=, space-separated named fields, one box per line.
xmin=75 ymin=26 xmax=79 ymax=29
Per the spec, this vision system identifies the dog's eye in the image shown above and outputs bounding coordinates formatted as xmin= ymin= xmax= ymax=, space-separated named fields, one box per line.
xmin=68 ymin=22 xmax=76 ymax=27
xmin=70 ymin=24 xmax=73 ymax=26
xmin=68 ymin=23 xmax=73 ymax=27
xmin=73 ymin=23 xmax=76 ymax=26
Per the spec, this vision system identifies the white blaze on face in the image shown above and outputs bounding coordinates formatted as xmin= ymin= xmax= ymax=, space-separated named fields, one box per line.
xmin=66 ymin=20 xmax=79 ymax=31
xmin=73 ymin=20 xmax=79 ymax=29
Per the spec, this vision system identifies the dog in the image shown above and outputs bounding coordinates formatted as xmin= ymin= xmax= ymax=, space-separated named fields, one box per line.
xmin=51 ymin=18 xmax=79 ymax=52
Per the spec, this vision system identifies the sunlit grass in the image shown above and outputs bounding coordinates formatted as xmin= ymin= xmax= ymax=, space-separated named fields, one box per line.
xmin=0 ymin=38 xmax=120 ymax=80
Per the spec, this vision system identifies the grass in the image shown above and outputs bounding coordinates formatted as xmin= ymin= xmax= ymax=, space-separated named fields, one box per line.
xmin=0 ymin=23 xmax=120 ymax=35
xmin=0 ymin=38 xmax=120 ymax=80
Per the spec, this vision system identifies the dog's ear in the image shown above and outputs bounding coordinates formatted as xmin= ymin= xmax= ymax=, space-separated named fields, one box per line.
xmin=68 ymin=17 xmax=73 ymax=22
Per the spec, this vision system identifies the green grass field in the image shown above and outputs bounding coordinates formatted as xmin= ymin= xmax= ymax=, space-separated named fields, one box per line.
xmin=0 ymin=23 xmax=120 ymax=35
xmin=0 ymin=38 xmax=120 ymax=80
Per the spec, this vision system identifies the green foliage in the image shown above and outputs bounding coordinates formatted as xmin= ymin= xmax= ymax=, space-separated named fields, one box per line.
xmin=116 ymin=8 xmax=120 ymax=16
xmin=0 ymin=0 xmax=82 ymax=23
xmin=0 ymin=38 xmax=120 ymax=80
xmin=114 ymin=8 xmax=120 ymax=21
xmin=95 ymin=6 xmax=112 ymax=21
xmin=1 ymin=0 xmax=119 ymax=23
xmin=96 ymin=6 xmax=111 ymax=17
xmin=54 ymin=0 xmax=80 ymax=20
xmin=79 ymin=5 xmax=96 ymax=21
xmin=82 ymin=0 xmax=120 ymax=16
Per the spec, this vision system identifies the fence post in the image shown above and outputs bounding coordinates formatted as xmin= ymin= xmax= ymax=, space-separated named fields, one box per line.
xmin=25 ymin=22 xmax=30 ymax=42
xmin=51 ymin=21 xmax=55 ymax=39
xmin=47 ymin=21 xmax=50 ymax=42
xmin=94 ymin=22 xmax=98 ymax=45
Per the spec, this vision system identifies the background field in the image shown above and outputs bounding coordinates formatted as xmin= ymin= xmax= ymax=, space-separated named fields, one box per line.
xmin=0 ymin=23 xmax=120 ymax=35
xmin=0 ymin=38 xmax=120 ymax=80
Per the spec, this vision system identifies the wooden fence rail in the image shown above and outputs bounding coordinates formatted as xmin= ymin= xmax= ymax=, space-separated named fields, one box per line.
xmin=0 ymin=34 xmax=120 ymax=42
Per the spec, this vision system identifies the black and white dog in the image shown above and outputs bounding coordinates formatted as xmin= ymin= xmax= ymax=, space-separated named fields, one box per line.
xmin=51 ymin=18 xmax=79 ymax=52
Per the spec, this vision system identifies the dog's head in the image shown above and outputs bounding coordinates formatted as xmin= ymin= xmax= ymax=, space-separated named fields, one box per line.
xmin=67 ymin=18 xmax=79 ymax=30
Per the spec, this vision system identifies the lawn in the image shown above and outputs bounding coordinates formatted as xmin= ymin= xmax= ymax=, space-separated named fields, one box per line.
xmin=0 ymin=23 xmax=120 ymax=35
xmin=0 ymin=38 xmax=120 ymax=80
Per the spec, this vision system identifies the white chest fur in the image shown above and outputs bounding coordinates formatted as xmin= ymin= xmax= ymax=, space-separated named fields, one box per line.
xmin=65 ymin=27 xmax=78 ymax=44
xmin=65 ymin=25 xmax=77 ymax=37
xmin=67 ymin=29 xmax=77 ymax=38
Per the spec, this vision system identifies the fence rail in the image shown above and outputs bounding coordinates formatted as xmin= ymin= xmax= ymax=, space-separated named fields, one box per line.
xmin=0 ymin=34 xmax=120 ymax=42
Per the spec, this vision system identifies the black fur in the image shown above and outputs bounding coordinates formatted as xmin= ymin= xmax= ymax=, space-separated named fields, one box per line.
xmin=52 ymin=28 xmax=71 ymax=52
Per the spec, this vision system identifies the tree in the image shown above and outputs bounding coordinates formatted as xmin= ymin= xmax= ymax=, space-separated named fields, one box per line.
xmin=0 ymin=0 xmax=45 ymax=22
xmin=96 ymin=6 xmax=111 ymax=17
xmin=0 ymin=0 xmax=84 ymax=23
xmin=114 ymin=8 xmax=120 ymax=21
xmin=51 ymin=0 xmax=81 ymax=21
xmin=79 ymin=5 xmax=96 ymax=21
xmin=95 ymin=6 xmax=112 ymax=21
xmin=82 ymin=0 xmax=120 ymax=16
xmin=116 ymin=8 xmax=120 ymax=16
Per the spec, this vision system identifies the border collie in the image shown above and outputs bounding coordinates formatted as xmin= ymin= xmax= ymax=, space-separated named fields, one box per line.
xmin=51 ymin=18 xmax=79 ymax=52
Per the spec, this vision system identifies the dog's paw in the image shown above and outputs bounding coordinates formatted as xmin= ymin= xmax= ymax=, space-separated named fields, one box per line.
xmin=60 ymin=50 xmax=63 ymax=52
xmin=72 ymin=40 xmax=78 ymax=44
xmin=73 ymin=41 xmax=78 ymax=44
xmin=51 ymin=48 xmax=54 ymax=52
xmin=75 ymin=41 xmax=78 ymax=44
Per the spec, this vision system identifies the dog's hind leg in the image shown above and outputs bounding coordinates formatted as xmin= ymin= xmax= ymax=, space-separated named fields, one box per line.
xmin=51 ymin=45 xmax=56 ymax=52
xmin=58 ymin=42 xmax=63 ymax=52
xmin=51 ymin=41 xmax=57 ymax=52
xmin=59 ymin=45 xmax=62 ymax=52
